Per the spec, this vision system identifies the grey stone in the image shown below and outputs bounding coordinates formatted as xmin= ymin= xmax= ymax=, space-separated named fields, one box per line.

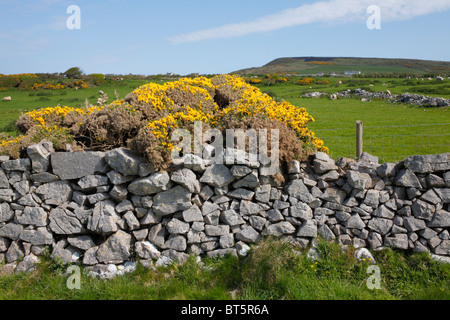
xmin=200 ymin=164 xmax=235 ymax=187
xmin=347 ymin=170 xmax=372 ymax=190
xmin=418 ymin=228 xmax=438 ymax=240
xmin=19 ymin=227 xmax=53 ymax=246
xmin=320 ymin=188 xmax=346 ymax=204
xmin=427 ymin=210 xmax=450 ymax=228
xmin=412 ymin=200 xmax=436 ymax=221
xmin=110 ymin=185 xmax=128 ymax=202
xmin=30 ymin=172 xmax=60 ymax=184
xmin=385 ymin=234 xmax=409 ymax=250
xmin=313 ymin=159 xmax=338 ymax=174
xmin=0 ymin=237 xmax=9 ymax=252
xmin=346 ymin=214 xmax=366 ymax=229
xmin=296 ymin=220 xmax=317 ymax=238
xmin=233 ymin=170 xmax=259 ymax=188
xmin=166 ymin=218 xmax=190 ymax=235
xmin=87 ymin=192 xmax=110 ymax=205
xmin=372 ymin=205 xmax=395 ymax=219
xmin=1 ymin=159 xmax=31 ymax=172
xmin=354 ymin=248 xmax=376 ymax=262
xmin=395 ymin=169 xmax=422 ymax=188
xmin=227 ymin=188 xmax=254 ymax=200
xmin=255 ymin=185 xmax=271 ymax=203
xmin=427 ymin=174 xmax=445 ymax=188
xmin=403 ymin=153 xmax=450 ymax=173
xmin=230 ymin=165 xmax=252 ymax=178
xmin=6 ymin=241 xmax=24 ymax=263
xmin=0 ymin=202 xmax=13 ymax=223
xmin=171 ymin=168 xmax=200 ymax=193
xmin=87 ymin=201 xmax=120 ymax=235
xmin=220 ymin=209 xmax=245 ymax=226
xmin=67 ymin=235 xmax=96 ymax=251
xmin=249 ymin=216 xmax=268 ymax=231
xmin=360 ymin=152 xmax=379 ymax=164
xmin=51 ymin=151 xmax=107 ymax=180
xmin=152 ymin=186 xmax=192 ymax=216
xmin=285 ymin=179 xmax=310 ymax=199
xmin=239 ymin=200 xmax=262 ymax=215
xmin=434 ymin=188 xmax=450 ymax=203
xmin=106 ymin=170 xmax=136 ymax=185
xmin=49 ymin=207 xmax=83 ymax=235
xmin=148 ymin=224 xmax=166 ymax=249
xmin=26 ymin=141 xmax=53 ymax=173
xmin=36 ymin=181 xmax=72 ymax=206
xmin=0 ymin=169 xmax=9 ymax=188
xmin=318 ymin=224 xmax=336 ymax=241
xmin=15 ymin=253 xmax=40 ymax=273
xmin=267 ymin=209 xmax=284 ymax=222
xmin=363 ymin=190 xmax=380 ymax=209
xmin=319 ymin=170 xmax=340 ymax=182
xmin=0 ymin=222 xmax=23 ymax=241
xmin=139 ymin=162 xmax=156 ymax=177
xmin=236 ymin=226 xmax=261 ymax=243
xmin=116 ymin=200 xmax=134 ymax=213
xmin=123 ymin=211 xmax=140 ymax=231
xmin=15 ymin=206 xmax=47 ymax=227
xmin=288 ymin=160 xmax=301 ymax=174
xmin=128 ymin=171 xmax=171 ymax=196
xmin=219 ymin=234 xmax=235 ymax=249
xmin=403 ymin=216 xmax=427 ymax=232
xmin=165 ymin=235 xmax=187 ymax=252
xmin=368 ymin=217 xmax=393 ymax=235
xmin=78 ymin=175 xmax=109 ymax=190
xmin=182 ymin=154 xmax=207 ymax=172
xmin=104 ymin=148 xmax=142 ymax=176
xmin=96 ymin=230 xmax=132 ymax=264
xmin=133 ymin=229 xmax=149 ymax=241
xmin=182 ymin=205 xmax=203 ymax=222
xmin=262 ymin=221 xmax=296 ymax=237
xmin=202 ymin=201 xmax=220 ymax=215
xmin=205 ymin=225 xmax=230 ymax=237
xmin=376 ymin=163 xmax=398 ymax=178
xmin=204 ymin=211 xmax=220 ymax=225
xmin=135 ymin=241 xmax=161 ymax=260
xmin=290 ymin=202 xmax=313 ymax=220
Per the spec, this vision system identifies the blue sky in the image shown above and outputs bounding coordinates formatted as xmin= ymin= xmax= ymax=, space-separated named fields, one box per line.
xmin=1 ymin=0 xmax=449 ymax=75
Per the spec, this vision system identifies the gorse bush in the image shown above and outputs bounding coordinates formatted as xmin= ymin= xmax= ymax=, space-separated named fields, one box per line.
xmin=1 ymin=75 xmax=327 ymax=169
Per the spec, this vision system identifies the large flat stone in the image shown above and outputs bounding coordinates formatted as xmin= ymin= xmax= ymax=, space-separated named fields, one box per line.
xmin=51 ymin=151 xmax=108 ymax=180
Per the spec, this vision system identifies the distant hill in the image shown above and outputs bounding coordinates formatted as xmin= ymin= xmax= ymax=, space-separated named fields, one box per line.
xmin=232 ymin=57 xmax=450 ymax=75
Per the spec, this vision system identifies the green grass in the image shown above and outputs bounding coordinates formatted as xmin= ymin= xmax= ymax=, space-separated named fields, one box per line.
xmin=1 ymin=76 xmax=449 ymax=163
xmin=1 ymin=238 xmax=448 ymax=300
xmin=0 ymin=79 xmax=150 ymax=135
xmin=256 ymin=78 xmax=450 ymax=163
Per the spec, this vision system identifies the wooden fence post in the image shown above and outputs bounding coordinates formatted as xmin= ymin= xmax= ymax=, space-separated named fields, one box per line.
xmin=356 ymin=120 xmax=363 ymax=160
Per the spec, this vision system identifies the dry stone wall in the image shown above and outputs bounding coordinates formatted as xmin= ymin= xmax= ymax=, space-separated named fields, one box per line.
xmin=0 ymin=141 xmax=449 ymax=278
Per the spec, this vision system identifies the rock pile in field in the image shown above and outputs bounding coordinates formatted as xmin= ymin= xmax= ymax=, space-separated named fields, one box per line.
xmin=327 ymin=88 xmax=450 ymax=107
xmin=0 ymin=142 xmax=449 ymax=278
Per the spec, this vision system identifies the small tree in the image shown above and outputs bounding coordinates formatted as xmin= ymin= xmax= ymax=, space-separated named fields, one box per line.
xmin=63 ymin=67 xmax=84 ymax=79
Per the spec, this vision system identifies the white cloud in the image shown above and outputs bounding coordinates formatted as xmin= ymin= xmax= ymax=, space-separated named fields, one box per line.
xmin=169 ymin=0 xmax=450 ymax=44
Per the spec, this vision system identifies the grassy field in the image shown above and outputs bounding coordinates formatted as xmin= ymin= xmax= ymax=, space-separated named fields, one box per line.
xmin=0 ymin=238 xmax=448 ymax=300
xmin=256 ymin=77 xmax=450 ymax=163
xmin=0 ymin=76 xmax=449 ymax=162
